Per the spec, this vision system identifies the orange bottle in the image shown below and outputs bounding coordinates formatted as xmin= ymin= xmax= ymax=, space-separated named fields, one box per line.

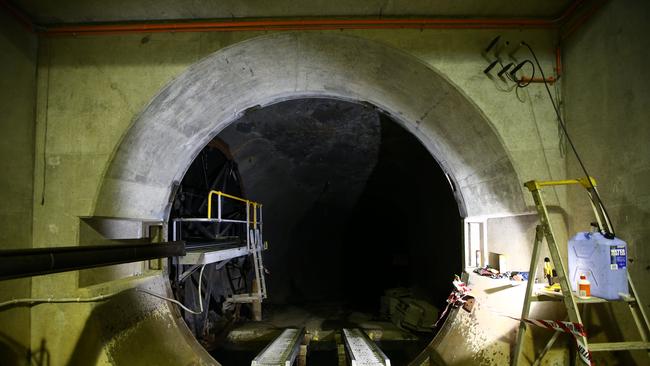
xmin=578 ymin=274 xmax=591 ymax=297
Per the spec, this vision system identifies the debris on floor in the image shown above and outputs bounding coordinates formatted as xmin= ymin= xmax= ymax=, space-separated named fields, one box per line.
xmin=473 ymin=265 xmax=528 ymax=281
xmin=380 ymin=288 xmax=439 ymax=333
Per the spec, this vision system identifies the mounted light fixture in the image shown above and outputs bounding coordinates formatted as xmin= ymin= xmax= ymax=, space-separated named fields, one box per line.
xmin=484 ymin=35 xmax=501 ymax=54
xmin=497 ymin=63 xmax=513 ymax=77
xmin=509 ymin=60 xmax=527 ymax=77
xmin=483 ymin=60 xmax=499 ymax=74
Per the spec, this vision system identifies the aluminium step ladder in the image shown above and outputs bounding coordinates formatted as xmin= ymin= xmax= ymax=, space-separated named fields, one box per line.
xmin=342 ymin=328 xmax=391 ymax=366
xmin=512 ymin=177 xmax=650 ymax=365
xmin=251 ymin=328 xmax=305 ymax=366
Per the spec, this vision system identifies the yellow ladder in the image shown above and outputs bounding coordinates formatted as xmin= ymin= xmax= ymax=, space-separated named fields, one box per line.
xmin=512 ymin=178 xmax=650 ymax=365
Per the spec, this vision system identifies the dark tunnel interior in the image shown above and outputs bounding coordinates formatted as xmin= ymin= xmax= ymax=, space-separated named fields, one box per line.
xmin=169 ymin=98 xmax=462 ymax=364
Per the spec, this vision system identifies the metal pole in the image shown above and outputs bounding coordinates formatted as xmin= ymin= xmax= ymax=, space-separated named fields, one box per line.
xmin=246 ymin=202 xmax=250 ymax=250
xmin=217 ymin=194 xmax=222 ymax=221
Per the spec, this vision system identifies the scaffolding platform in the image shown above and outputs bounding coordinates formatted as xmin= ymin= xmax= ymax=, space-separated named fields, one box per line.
xmin=179 ymin=238 xmax=249 ymax=265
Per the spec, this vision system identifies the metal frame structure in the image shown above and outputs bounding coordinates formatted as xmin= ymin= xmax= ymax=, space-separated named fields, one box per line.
xmin=513 ymin=177 xmax=650 ymax=365
xmin=172 ymin=190 xmax=267 ymax=303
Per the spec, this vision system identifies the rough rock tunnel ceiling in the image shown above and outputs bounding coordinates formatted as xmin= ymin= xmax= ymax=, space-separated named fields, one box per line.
xmin=215 ymin=98 xmax=461 ymax=306
xmin=219 ymin=99 xmax=381 ymax=303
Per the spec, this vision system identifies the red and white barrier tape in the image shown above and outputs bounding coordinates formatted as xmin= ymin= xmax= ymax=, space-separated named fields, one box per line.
xmin=453 ymin=278 xmax=471 ymax=295
xmin=507 ymin=316 xmax=594 ymax=365
xmin=434 ymin=277 xmax=474 ymax=328
xmin=490 ymin=308 xmax=594 ymax=364
xmin=436 ymin=276 xmax=593 ymax=365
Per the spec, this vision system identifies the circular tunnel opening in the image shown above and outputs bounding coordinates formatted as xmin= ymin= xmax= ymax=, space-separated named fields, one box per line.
xmin=169 ymin=98 xmax=462 ymax=365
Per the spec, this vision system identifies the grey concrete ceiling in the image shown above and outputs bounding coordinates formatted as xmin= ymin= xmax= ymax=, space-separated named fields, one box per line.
xmin=12 ymin=0 xmax=574 ymax=24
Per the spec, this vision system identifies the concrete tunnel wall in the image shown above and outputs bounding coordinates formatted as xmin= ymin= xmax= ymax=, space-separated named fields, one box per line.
xmin=95 ymin=32 xmax=525 ymax=220
xmin=92 ymin=33 xmax=530 ymax=365
xmin=562 ymin=1 xmax=650 ymax=364
xmin=0 ymin=9 xmax=38 ymax=362
xmin=0 ymin=24 xmax=575 ymax=365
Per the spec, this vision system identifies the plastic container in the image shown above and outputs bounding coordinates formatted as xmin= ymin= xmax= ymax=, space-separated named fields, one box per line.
xmin=568 ymin=232 xmax=628 ymax=300
xmin=578 ymin=274 xmax=591 ymax=297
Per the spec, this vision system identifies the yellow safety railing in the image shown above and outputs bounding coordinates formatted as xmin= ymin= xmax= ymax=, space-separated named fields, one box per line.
xmin=207 ymin=190 xmax=262 ymax=221
xmin=206 ymin=191 xmax=266 ymax=301
xmin=524 ymin=176 xmax=597 ymax=192
xmin=524 ymin=176 xmax=613 ymax=237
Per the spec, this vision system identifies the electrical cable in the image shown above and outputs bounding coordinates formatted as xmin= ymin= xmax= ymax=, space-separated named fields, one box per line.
xmin=41 ymin=41 xmax=52 ymax=206
xmin=492 ymin=60 xmax=530 ymax=93
xmin=137 ymin=264 xmax=207 ymax=314
xmin=522 ymin=42 xmax=616 ymax=237
xmin=555 ymin=82 xmax=568 ymax=157
xmin=1 ymin=266 xmax=208 ymax=314
xmin=513 ymin=60 xmax=535 ymax=88
xmin=492 ymin=74 xmax=518 ymax=93
xmin=0 ymin=292 xmax=120 ymax=309
xmin=201 ymin=151 xmax=210 ymax=191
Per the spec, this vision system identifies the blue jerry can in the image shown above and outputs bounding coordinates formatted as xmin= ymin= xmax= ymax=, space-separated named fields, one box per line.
xmin=568 ymin=232 xmax=629 ymax=300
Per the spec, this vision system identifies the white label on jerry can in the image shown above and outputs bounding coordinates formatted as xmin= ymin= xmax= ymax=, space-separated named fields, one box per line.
xmin=610 ymin=246 xmax=626 ymax=270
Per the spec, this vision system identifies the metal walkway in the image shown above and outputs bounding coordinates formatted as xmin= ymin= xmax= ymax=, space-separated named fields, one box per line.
xmin=251 ymin=328 xmax=305 ymax=366
xmin=342 ymin=328 xmax=391 ymax=366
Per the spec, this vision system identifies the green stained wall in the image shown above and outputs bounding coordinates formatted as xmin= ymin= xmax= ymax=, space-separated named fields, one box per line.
xmin=27 ymin=29 xmax=565 ymax=365
xmin=564 ymin=0 xmax=650 ymax=364
xmin=0 ymin=10 xmax=37 ymax=364
xmin=0 ymin=21 xmax=576 ymax=364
